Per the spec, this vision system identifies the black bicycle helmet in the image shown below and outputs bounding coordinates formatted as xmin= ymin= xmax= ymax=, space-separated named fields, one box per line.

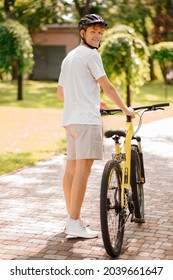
xmin=78 ymin=14 xmax=107 ymax=30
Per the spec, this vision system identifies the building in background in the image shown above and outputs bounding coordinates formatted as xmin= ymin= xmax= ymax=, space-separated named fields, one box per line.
xmin=31 ymin=24 xmax=79 ymax=80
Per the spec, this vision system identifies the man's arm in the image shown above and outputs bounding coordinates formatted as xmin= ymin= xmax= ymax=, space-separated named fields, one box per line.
xmin=98 ymin=75 xmax=135 ymax=117
xmin=57 ymin=85 xmax=64 ymax=100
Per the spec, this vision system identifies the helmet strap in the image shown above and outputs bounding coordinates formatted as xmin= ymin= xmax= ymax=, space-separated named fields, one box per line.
xmin=80 ymin=35 xmax=100 ymax=50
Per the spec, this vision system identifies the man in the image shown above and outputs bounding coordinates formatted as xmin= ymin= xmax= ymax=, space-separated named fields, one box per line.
xmin=57 ymin=14 xmax=135 ymax=239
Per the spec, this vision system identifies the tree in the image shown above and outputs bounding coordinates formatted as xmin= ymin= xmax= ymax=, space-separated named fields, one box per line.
xmin=100 ymin=25 xmax=150 ymax=106
xmin=0 ymin=0 xmax=58 ymax=99
xmin=0 ymin=0 xmax=60 ymax=32
xmin=0 ymin=19 xmax=34 ymax=100
xmin=150 ymin=41 xmax=173 ymax=84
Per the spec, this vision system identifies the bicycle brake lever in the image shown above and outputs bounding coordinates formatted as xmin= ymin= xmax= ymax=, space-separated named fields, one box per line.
xmin=100 ymin=110 xmax=108 ymax=115
xmin=154 ymin=107 xmax=164 ymax=111
xmin=145 ymin=107 xmax=164 ymax=112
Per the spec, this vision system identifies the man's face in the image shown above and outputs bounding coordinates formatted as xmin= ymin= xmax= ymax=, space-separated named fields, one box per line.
xmin=80 ymin=25 xmax=106 ymax=48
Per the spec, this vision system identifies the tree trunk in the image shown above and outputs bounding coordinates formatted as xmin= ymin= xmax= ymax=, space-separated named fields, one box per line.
xmin=17 ymin=72 xmax=23 ymax=100
xmin=4 ymin=0 xmax=16 ymax=19
xmin=160 ymin=63 xmax=172 ymax=85
xmin=12 ymin=62 xmax=18 ymax=80
xmin=149 ymin=57 xmax=156 ymax=81
xmin=74 ymin=0 xmax=91 ymax=17
xmin=126 ymin=84 xmax=130 ymax=107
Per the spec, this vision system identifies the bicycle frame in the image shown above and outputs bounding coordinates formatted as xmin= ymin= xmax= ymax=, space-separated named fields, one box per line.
xmin=102 ymin=102 xmax=170 ymax=210
xmin=114 ymin=116 xmax=134 ymax=209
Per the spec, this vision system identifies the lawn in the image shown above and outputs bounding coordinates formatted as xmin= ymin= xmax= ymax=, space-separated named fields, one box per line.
xmin=0 ymin=80 xmax=64 ymax=109
xmin=102 ymin=80 xmax=173 ymax=107
xmin=0 ymin=79 xmax=172 ymax=109
xmin=0 ymin=79 xmax=172 ymax=175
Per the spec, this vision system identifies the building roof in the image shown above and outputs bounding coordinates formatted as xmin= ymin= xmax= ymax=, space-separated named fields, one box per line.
xmin=45 ymin=24 xmax=78 ymax=29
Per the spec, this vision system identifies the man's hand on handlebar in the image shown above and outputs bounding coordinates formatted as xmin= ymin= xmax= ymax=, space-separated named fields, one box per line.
xmin=100 ymin=100 xmax=109 ymax=110
xmin=125 ymin=106 xmax=135 ymax=118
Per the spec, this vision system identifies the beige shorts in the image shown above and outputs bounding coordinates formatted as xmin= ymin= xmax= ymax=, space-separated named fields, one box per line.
xmin=65 ymin=124 xmax=103 ymax=160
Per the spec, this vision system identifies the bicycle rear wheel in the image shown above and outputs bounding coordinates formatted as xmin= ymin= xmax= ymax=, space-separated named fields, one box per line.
xmin=131 ymin=145 xmax=145 ymax=223
xmin=100 ymin=160 xmax=125 ymax=257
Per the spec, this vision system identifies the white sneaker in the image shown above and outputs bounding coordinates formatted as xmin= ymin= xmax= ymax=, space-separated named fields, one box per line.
xmin=81 ymin=216 xmax=89 ymax=227
xmin=65 ymin=215 xmax=89 ymax=230
xmin=65 ymin=216 xmax=89 ymax=239
xmin=65 ymin=218 xmax=98 ymax=239
xmin=66 ymin=234 xmax=78 ymax=239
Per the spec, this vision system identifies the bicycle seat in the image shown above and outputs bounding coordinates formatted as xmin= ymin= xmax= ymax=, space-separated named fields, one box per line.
xmin=104 ymin=130 xmax=126 ymax=138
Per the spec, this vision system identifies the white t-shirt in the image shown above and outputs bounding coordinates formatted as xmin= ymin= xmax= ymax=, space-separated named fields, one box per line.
xmin=58 ymin=45 xmax=106 ymax=126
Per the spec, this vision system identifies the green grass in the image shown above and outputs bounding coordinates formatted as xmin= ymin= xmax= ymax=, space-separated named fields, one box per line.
xmin=0 ymin=138 xmax=66 ymax=176
xmin=101 ymin=81 xmax=173 ymax=107
xmin=0 ymin=80 xmax=64 ymax=109
xmin=134 ymin=81 xmax=173 ymax=105
xmin=0 ymin=151 xmax=40 ymax=175
xmin=0 ymin=79 xmax=172 ymax=175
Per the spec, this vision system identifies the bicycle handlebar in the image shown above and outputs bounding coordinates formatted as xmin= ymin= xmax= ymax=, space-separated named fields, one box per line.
xmin=100 ymin=103 xmax=170 ymax=115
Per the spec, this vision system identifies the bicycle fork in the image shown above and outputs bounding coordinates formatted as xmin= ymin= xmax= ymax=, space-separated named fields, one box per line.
xmin=137 ymin=139 xmax=145 ymax=184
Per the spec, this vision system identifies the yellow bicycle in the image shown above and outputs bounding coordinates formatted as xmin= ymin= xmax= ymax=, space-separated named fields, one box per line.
xmin=100 ymin=103 xmax=170 ymax=258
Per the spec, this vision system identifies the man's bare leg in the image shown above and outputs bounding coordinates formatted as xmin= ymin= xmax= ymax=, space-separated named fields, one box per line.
xmin=64 ymin=159 xmax=98 ymax=238
xmin=69 ymin=159 xmax=94 ymax=219
xmin=63 ymin=160 xmax=76 ymax=214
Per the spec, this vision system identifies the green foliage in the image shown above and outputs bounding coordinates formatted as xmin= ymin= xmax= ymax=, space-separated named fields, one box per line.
xmin=13 ymin=0 xmax=59 ymax=31
xmin=0 ymin=0 xmax=59 ymax=29
xmin=150 ymin=42 xmax=173 ymax=61
xmin=150 ymin=42 xmax=173 ymax=83
xmin=0 ymin=19 xmax=34 ymax=75
xmin=100 ymin=24 xmax=150 ymax=90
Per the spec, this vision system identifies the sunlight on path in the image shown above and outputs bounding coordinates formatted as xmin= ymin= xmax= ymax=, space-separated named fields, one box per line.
xmin=139 ymin=117 xmax=173 ymax=159
xmin=0 ymin=108 xmax=65 ymax=152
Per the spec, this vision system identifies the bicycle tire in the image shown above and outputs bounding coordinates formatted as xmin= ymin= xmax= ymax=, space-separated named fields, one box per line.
xmin=131 ymin=145 xmax=145 ymax=223
xmin=100 ymin=160 xmax=125 ymax=257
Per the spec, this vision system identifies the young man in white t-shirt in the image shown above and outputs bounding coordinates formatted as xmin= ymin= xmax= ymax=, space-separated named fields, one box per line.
xmin=57 ymin=14 xmax=135 ymax=239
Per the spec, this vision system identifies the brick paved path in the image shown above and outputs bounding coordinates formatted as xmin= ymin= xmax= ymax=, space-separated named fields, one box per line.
xmin=0 ymin=118 xmax=173 ymax=260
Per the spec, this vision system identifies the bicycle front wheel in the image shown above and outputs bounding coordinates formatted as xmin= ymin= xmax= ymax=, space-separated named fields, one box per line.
xmin=100 ymin=160 xmax=125 ymax=257
xmin=131 ymin=145 xmax=145 ymax=223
